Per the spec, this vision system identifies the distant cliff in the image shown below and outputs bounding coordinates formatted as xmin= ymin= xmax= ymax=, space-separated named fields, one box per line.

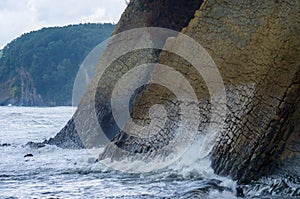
xmin=0 ymin=23 xmax=114 ymax=106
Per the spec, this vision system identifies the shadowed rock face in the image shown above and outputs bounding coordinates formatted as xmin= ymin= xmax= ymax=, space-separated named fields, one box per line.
xmin=43 ymin=0 xmax=204 ymax=148
xmin=43 ymin=0 xmax=300 ymax=183
xmin=113 ymin=0 xmax=204 ymax=33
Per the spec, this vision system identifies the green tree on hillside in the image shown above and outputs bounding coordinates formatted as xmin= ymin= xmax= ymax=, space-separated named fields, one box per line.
xmin=0 ymin=23 xmax=115 ymax=106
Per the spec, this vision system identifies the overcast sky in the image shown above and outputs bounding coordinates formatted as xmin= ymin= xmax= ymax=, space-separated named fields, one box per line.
xmin=0 ymin=0 xmax=127 ymax=49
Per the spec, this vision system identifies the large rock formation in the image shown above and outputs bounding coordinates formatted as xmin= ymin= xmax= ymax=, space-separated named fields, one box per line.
xmin=44 ymin=0 xmax=300 ymax=183
xmin=183 ymin=0 xmax=300 ymax=183
xmin=45 ymin=0 xmax=203 ymax=148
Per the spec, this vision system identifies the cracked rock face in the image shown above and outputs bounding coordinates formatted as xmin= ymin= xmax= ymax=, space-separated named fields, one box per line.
xmin=186 ymin=0 xmax=300 ymax=183
xmin=44 ymin=0 xmax=300 ymax=183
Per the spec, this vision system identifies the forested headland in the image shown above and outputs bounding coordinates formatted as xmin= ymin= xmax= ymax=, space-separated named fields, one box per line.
xmin=0 ymin=23 xmax=115 ymax=106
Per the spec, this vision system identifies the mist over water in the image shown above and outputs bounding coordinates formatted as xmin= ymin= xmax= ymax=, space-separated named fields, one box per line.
xmin=1 ymin=106 xmax=298 ymax=198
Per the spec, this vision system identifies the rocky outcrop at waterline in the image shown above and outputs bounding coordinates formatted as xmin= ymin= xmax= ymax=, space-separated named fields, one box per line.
xmin=43 ymin=0 xmax=204 ymax=148
xmin=0 ymin=67 xmax=42 ymax=106
xmin=189 ymin=0 xmax=300 ymax=183
xmin=42 ymin=0 xmax=300 ymax=184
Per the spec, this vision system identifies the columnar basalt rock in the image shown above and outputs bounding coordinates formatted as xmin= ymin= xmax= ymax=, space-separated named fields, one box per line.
xmin=43 ymin=0 xmax=300 ymax=183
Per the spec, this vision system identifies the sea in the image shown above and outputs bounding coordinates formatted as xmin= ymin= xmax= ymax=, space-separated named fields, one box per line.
xmin=0 ymin=106 xmax=299 ymax=198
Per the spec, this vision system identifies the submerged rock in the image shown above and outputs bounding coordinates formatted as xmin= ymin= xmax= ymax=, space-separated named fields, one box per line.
xmin=25 ymin=141 xmax=45 ymax=149
xmin=0 ymin=143 xmax=11 ymax=147
xmin=24 ymin=154 xmax=33 ymax=158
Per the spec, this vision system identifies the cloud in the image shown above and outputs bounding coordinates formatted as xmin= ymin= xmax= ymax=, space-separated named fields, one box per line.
xmin=0 ymin=0 xmax=126 ymax=48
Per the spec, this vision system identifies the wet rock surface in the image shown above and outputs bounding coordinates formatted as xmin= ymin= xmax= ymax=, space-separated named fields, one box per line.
xmin=240 ymin=174 xmax=300 ymax=198
xmin=24 ymin=154 xmax=33 ymax=158
xmin=0 ymin=143 xmax=11 ymax=147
